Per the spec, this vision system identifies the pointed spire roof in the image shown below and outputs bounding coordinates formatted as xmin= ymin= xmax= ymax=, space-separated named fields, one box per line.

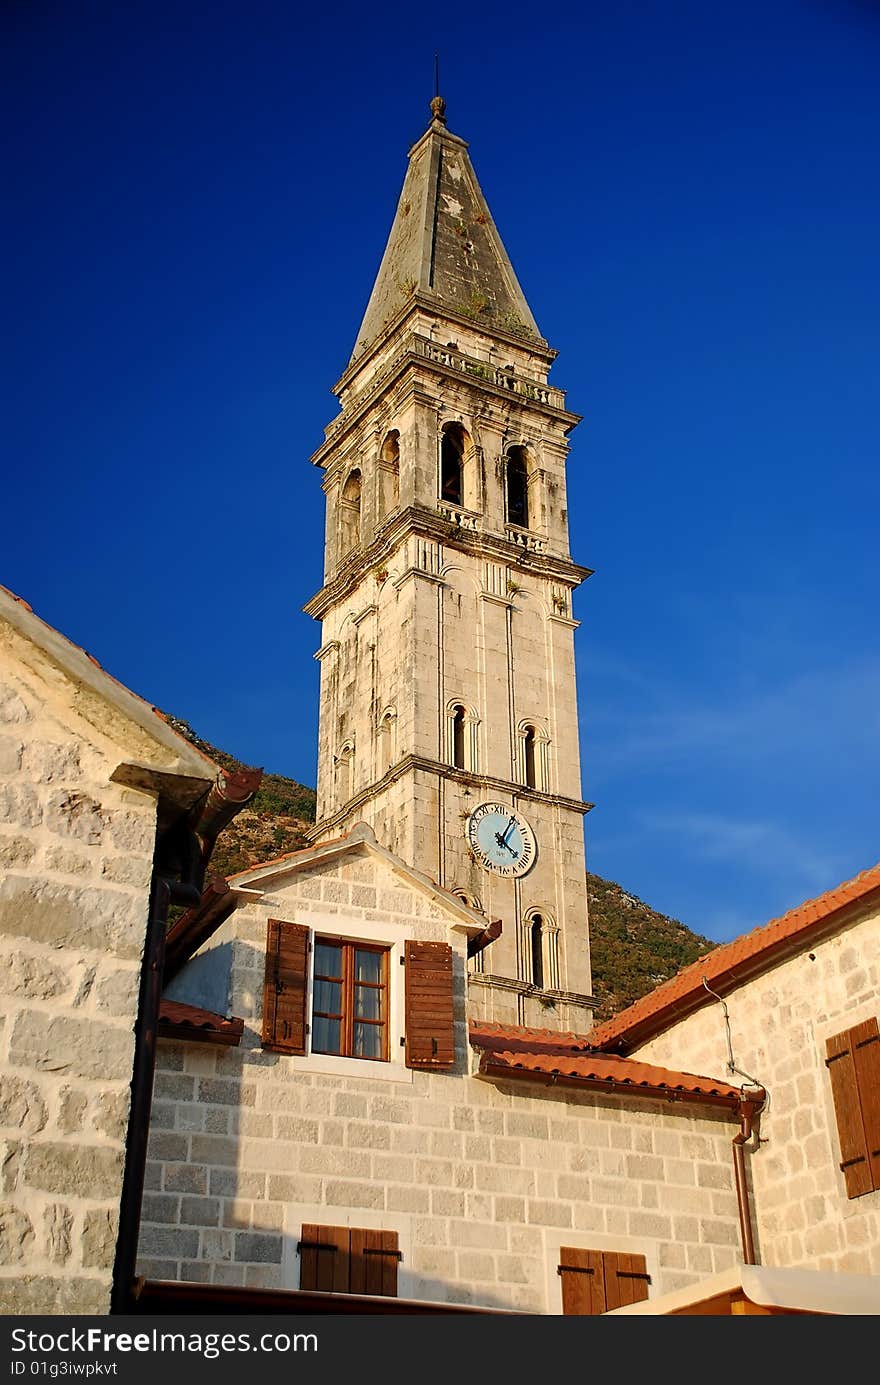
xmin=349 ymin=98 xmax=543 ymax=366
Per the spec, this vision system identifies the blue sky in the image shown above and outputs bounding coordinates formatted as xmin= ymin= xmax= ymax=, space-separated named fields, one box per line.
xmin=4 ymin=1 xmax=879 ymax=943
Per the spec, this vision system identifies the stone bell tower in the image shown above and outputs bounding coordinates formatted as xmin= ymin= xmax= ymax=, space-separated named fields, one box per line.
xmin=304 ymin=97 xmax=595 ymax=1030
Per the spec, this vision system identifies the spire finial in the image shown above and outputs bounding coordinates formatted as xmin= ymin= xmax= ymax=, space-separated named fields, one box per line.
xmin=430 ymin=53 xmax=446 ymax=125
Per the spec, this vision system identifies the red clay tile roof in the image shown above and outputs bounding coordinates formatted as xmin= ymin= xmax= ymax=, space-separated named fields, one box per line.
xmin=469 ymin=1021 xmax=592 ymax=1053
xmin=158 ymin=1001 xmax=244 ymax=1046
xmin=470 ymin=1020 xmax=751 ymax=1110
xmin=587 ymin=860 xmax=880 ymax=1053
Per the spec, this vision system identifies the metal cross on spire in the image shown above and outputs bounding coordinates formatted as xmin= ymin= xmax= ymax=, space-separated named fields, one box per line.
xmin=430 ymin=52 xmax=446 ymax=125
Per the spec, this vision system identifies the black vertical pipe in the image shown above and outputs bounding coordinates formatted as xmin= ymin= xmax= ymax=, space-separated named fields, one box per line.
xmin=110 ymin=873 xmax=171 ymax=1313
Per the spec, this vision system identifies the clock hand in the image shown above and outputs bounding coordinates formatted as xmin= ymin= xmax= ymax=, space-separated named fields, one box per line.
xmin=494 ymin=831 xmax=518 ymax=856
xmin=500 ymin=816 xmax=517 ymax=846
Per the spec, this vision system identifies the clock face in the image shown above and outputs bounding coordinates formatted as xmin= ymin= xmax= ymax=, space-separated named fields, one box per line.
xmin=466 ymin=802 xmax=537 ymax=878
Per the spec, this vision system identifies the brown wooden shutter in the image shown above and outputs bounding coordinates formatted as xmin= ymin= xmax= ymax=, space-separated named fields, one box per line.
xmin=299 ymin=1225 xmax=399 ymax=1298
xmin=603 ymin=1251 xmax=650 ymax=1310
xmin=851 ymin=1018 xmax=880 ymax=1192
xmin=404 ymin=940 xmax=455 ymax=1070
xmin=262 ymin=919 xmax=309 ymax=1055
xmin=298 ymin=1223 xmax=349 ymax=1293
xmin=349 ymin=1228 xmax=400 ymax=1298
xmin=558 ymin=1247 xmax=605 ymax=1315
xmin=559 ymin=1249 xmax=650 ymax=1314
xmin=827 ymin=1023 xmax=873 ymax=1197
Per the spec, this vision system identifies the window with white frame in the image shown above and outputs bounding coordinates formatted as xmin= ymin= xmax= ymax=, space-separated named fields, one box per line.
xmin=262 ymin=919 xmax=457 ymax=1075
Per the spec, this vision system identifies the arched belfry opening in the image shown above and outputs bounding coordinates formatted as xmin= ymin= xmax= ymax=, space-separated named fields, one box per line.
xmin=506 ymin=446 xmax=529 ymax=528
xmin=440 ymin=423 xmax=467 ymax=507
xmin=379 ymin=430 xmax=400 ymax=520
xmin=339 ymin=469 xmax=362 ymax=556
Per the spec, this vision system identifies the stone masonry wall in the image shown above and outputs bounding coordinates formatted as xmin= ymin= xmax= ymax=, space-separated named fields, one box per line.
xmin=633 ymin=908 xmax=880 ymax=1275
xmin=0 ymin=646 xmax=159 ymax=1314
xmin=138 ymin=853 xmax=746 ymax=1312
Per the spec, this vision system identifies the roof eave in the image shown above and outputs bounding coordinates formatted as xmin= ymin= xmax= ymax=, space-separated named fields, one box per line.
xmin=589 ymin=884 xmax=880 ymax=1054
xmin=476 ymin=1054 xmax=756 ymax=1115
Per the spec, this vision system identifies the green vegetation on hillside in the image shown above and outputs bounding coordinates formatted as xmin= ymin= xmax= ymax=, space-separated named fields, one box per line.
xmin=587 ymin=874 xmax=715 ymax=1022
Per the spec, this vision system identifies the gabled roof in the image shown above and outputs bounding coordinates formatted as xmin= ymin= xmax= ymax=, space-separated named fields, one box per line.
xmin=588 ymin=861 xmax=880 ymax=1054
xmin=349 ymin=100 xmax=543 ymax=366
xmin=470 ymin=1021 xmax=754 ymax=1112
xmin=0 ymin=583 xmax=217 ymax=783
xmin=229 ymin=821 xmax=490 ymax=936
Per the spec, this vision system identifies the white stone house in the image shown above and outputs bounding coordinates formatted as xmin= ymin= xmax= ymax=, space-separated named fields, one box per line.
xmin=0 ymin=584 xmax=257 ymax=1315
xmin=133 ymin=834 xmax=880 ymax=1313
xmin=135 ymin=822 xmax=763 ymax=1313
xmin=589 ymin=860 xmax=880 ymax=1283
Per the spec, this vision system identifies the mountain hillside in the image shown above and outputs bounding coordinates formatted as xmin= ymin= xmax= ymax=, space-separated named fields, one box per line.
xmin=168 ymin=716 xmax=715 ymax=1021
xmin=586 ymin=874 xmax=714 ymax=1022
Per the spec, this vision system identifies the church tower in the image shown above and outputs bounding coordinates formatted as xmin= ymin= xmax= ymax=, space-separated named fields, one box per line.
xmin=305 ymin=98 xmax=595 ymax=1030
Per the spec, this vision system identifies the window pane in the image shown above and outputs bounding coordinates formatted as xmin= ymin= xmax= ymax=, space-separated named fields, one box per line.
xmin=313 ymin=979 xmax=341 ymax=1015
xmin=312 ymin=1016 xmax=341 ymax=1055
xmin=354 ymin=1023 xmax=383 ymax=1059
xmin=355 ymin=949 xmax=382 ymax=985
xmin=355 ymin=984 xmax=381 ymax=1021
xmin=314 ymin=941 xmax=342 ymax=978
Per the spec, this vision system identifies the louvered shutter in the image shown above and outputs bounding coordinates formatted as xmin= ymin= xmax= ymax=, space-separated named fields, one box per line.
xmin=404 ymin=940 xmax=456 ymax=1070
xmin=298 ymin=1223 xmax=349 ymax=1293
xmin=603 ymin=1251 xmax=650 ymax=1310
xmin=349 ymin=1227 xmax=400 ymax=1297
xmin=262 ymin=919 xmax=309 ymax=1055
xmin=558 ymin=1247 xmax=605 ymax=1315
xmin=827 ymin=1024 xmax=873 ymax=1197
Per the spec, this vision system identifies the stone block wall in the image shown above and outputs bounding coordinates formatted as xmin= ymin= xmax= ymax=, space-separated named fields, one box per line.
xmin=0 ymin=653 xmax=158 ymax=1313
xmin=137 ymin=852 xmax=745 ymax=1311
xmin=633 ymin=909 xmax=880 ymax=1275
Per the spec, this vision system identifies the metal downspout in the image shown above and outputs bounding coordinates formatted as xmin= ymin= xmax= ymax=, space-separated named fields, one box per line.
xmin=733 ymin=1099 xmax=759 ymax=1265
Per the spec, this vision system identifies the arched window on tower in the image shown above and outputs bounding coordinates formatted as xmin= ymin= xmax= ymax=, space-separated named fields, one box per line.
xmin=446 ymin=700 xmax=479 ymax=772
xmin=377 ymin=707 xmax=396 ymax=775
xmin=523 ymin=909 xmax=560 ymax=991
xmin=530 ymin=914 xmax=545 ymax=990
xmin=523 ymin=725 xmax=537 ymax=790
xmin=506 ymin=446 xmax=529 ymax=528
xmin=339 ymin=470 xmax=362 ymax=556
xmin=335 ymin=742 xmax=354 ymax=805
xmin=378 ymin=431 xmax=400 ymax=521
xmin=440 ymin=423 xmax=466 ymax=507
xmin=451 ymin=703 xmax=466 ymax=769
xmin=517 ymin=721 xmax=548 ymax=792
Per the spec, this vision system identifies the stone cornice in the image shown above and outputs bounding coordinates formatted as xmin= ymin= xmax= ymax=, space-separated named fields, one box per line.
xmin=315 ymin=332 xmax=578 ymax=467
xmin=468 ymin=974 xmax=596 ymax=1010
xmin=302 ymin=505 xmax=592 ymax=620
xmin=307 ymin=753 xmax=593 ymax=841
xmin=334 ymin=298 xmax=557 ymax=399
